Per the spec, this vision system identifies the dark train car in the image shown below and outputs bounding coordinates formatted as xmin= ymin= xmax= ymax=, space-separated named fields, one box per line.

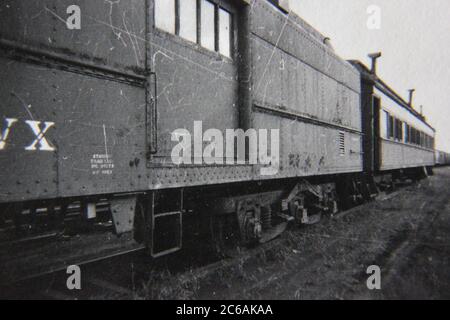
xmin=436 ymin=150 xmax=450 ymax=166
xmin=350 ymin=58 xmax=435 ymax=180
xmin=0 ymin=0 xmax=366 ymax=282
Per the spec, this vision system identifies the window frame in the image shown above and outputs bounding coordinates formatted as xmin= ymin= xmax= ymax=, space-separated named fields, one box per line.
xmin=388 ymin=114 xmax=394 ymax=139
xmin=178 ymin=0 xmax=199 ymax=44
xmin=200 ymin=0 xmax=217 ymax=51
xmin=404 ymin=123 xmax=409 ymax=143
xmin=218 ymin=6 xmax=233 ymax=58
xmin=154 ymin=0 xmax=177 ymax=35
xmin=394 ymin=118 xmax=402 ymax=141
xmin=153 ymin=0 xmax=235 ymax=60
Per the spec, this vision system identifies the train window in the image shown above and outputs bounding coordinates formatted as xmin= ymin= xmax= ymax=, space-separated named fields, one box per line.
xmin=404 ymin=123 xmax=409 ymax=143
xmin=179 ymin=0 xmax=198 ymax=43
xmin=396 ymin=120 xmax=399 ymax=140
xmin=219 ymin=8 xmax=232 ymax=58
xmin=155 ymin=0 xmax=176 ymax=34
xmin=383 ymin=111 xmax=389 ymax=139
xmin=201 ymin=0 xmax=216 ymax=51
xmin=410 ymin=127 xmax=414 ymax=144
xmin=155 ymin=0 xmax=234 ymax=58
xmin=388 ymin=115 xmax=394 ymax=139
xmin=380 ymin=110 xmax=388 ymax=139
xmin=395 ymin=119 xmax=399 ymax=140
xmin=394 ymin=119 xmax=400 ymax=141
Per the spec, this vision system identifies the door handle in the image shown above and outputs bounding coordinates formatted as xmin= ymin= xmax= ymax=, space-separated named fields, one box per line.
xmin=147 ymin=72 xmax=157 ymax=156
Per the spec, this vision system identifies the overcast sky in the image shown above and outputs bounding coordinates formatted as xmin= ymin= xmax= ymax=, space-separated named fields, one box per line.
xmin=291 ymin=0 xmax=450 ymax=152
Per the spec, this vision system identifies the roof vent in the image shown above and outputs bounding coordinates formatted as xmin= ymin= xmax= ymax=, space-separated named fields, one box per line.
xmin=368 ymin=52 xmax=382 ymax=74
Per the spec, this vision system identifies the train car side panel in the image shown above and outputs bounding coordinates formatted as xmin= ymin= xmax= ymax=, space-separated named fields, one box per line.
xmin=375 ymin=87 xmax=435 ymax=171
xmin=0 ymin=57 xmax=147 ymax=203
xmin=250 ymin=1 xmax=363 ymax=179
xmin=379 ymin=141 xmax=435 ymax=170
xmin=0 ymin=0 xmax=146 ymax=73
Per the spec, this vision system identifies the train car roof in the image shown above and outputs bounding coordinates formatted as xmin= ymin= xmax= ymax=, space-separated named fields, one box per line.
xmin=349 ymin=60 xmax=435 ymax=132
xmin=263 ymin=0 xmax=336 ymax=52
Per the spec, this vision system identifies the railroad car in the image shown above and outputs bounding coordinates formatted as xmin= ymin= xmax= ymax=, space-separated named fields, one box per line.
xmin=349 ymin=58 xmax=435 ymax=184
xmin=0 ymin=0 xmax=433 ymax=284
xmin=436 ymin=150 xmax=450 ymax=166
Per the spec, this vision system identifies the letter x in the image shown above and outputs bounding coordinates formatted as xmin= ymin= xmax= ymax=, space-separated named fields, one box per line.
xmin=25 ymin=120 xmax=56 ymax=151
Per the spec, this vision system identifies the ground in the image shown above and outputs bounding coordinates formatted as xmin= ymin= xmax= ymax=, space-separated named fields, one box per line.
xmin=140 ymin=167 xmax=450 ymax=300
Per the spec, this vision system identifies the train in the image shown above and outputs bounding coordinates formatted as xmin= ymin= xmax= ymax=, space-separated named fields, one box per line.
xmin=0 ymin=0 xmax=441 ymax=283
xmin=435 ymin=150 xmax=450 ymax=166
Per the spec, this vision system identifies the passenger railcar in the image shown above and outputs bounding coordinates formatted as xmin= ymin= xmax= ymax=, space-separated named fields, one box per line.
xmin=350 ymin=58 xmax=435 ymax=181
xmin=436 ymin=150 xmax=450 ymax=166
xmin=0 ymin=0 xmax=434 ymax=283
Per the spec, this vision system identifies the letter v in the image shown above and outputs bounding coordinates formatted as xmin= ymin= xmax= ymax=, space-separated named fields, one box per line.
xmin=0 ymin=118 xmax=18 ymax=150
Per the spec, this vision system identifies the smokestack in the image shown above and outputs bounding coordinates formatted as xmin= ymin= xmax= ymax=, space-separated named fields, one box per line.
xmin=368 ymin=52 xmax=382 ymax=74
xmin=408 ymin=89 xmax=415 ymax=108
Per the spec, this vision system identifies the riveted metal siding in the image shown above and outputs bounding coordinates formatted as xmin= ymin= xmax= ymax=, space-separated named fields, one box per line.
xmin=0 ymin=57 xmax=147 ymax=203
xmin=149 ymin=33 xmax=239 ymax=161
xmin=0 ymin=0 xmax=146 ymax=74
xmin=250 ymin=1 xmax=360 ymax=93
xmin=252 ymin=112 xmax=363 ymax=181
xmin=249 ymin=0 xmax=363 ymax=179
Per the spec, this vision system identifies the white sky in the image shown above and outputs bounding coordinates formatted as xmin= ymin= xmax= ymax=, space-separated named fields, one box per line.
xmin=291 ymin=0 xmax=450 ymax=152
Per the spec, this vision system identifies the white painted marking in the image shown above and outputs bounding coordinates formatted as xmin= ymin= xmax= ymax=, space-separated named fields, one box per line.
xmin=24 ymin=120 xmax=55 ymax=151
xmin=0 ymin=118 xmax=18 ymax=150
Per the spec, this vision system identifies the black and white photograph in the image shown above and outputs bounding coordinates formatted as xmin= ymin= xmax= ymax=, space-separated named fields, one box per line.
xmin=0 ymin=0 xmax=450 ymax=304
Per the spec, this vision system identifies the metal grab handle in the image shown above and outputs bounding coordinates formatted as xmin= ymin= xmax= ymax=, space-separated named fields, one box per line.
xmin=148 ymin=72 xmax=158 ymax=155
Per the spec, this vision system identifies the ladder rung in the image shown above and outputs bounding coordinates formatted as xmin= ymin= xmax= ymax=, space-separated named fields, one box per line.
xmin=154 ymin=211 xmax=182 ymax=218
xmin=151 ymin=246 xmax=182 ymax=258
